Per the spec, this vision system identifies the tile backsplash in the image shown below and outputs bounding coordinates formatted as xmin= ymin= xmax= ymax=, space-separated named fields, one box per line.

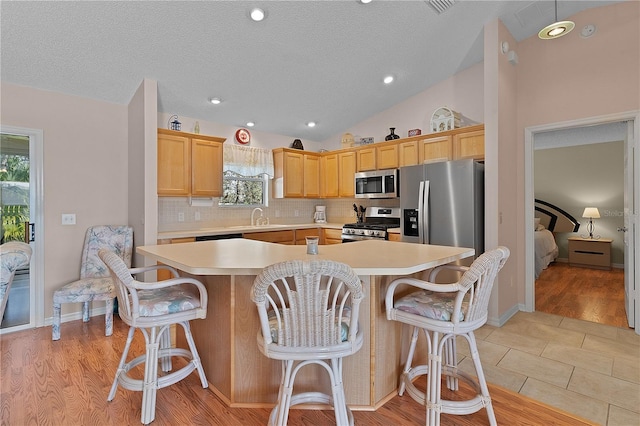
xmin=158 ymin=197 xmax=400 ymax=232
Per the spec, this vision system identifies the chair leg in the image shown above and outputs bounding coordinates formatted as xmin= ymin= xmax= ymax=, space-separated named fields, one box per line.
xmin=330 ymin=357 xmax=350 ymax=426
xmin=159 ymin=326 xmax=172 ymax=373
xmin=52 ymin=303 xmax=61 ymax=341
xmin=468 ymin=332 xmax=497 ymax=426
xmin=399 ymin=326 xmax=419 ymax=396
xmin=444 ymin=336 xmax=458 ymax=391
xmin=109 ymin=326 xmax=135 ymax=401
xmin=427 ymin=331 xmax=443 ymax=426
xmin=141 ymin=327 xmax=160 ymax=425
xmin=181 ymin=321 xmax=208 ymax=388
xmin=272 ymin=360 xmax=295 ymax=426
xmin=82 ymin=301 xmax=90 ymax=322
xmin=105 ymin=298 xmax=114 ymax=337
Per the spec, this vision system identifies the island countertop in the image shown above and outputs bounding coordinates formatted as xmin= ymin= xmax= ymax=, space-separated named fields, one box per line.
xmin=135 ymin=238 xmax=475 ymax=410
xmin=136 ymin=238 xmax=475 ymax=276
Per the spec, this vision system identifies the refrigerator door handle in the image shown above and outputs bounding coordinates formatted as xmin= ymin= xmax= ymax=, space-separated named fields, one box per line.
xmin=418 ymin=181 xmax=425 ymax=244
xmin=423 ymin=180 xmax=430 ymax=245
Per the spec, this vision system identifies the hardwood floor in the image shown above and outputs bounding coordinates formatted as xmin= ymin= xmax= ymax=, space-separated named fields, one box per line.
xmin=0 ymin=317 xmax=597 ymax=425
xmin=535 ymin=262 xmax=628 ymax=328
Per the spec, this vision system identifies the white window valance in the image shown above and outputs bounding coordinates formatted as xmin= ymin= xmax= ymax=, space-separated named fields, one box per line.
xmin=223 ymin=145 xmax=274 ymax=178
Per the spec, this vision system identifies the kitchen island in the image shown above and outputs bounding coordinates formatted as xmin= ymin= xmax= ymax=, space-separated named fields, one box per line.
xmin=137 ymin=238 xmax=474 ymax=410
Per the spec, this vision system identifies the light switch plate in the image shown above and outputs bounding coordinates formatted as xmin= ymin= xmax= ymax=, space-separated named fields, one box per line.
xmin=62 ymin=213 xmax=76 ymax=225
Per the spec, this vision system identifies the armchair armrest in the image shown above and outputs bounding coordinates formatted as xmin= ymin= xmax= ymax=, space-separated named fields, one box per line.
xmin=130 ymin=264 xmax=179 ymax=278
xmin=385 ymin=277 xmax=462 ymax=320
xmin=128 ymin=276 xmax=208 ymax=312
xmin=428 ymin=264 xmax=469 ymax=282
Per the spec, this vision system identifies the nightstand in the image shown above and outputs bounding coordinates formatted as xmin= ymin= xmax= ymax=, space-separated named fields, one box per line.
xmin=567 ymin=237 xmax=613 ymax=270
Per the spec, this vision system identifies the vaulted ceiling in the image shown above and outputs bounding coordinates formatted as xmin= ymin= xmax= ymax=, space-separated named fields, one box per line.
xmin=0 ymin=1 xmax=624 ymax=142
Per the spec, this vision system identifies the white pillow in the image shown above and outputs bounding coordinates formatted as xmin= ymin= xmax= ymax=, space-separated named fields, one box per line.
xmin=534 ymin=217 xmax=541 ymax=230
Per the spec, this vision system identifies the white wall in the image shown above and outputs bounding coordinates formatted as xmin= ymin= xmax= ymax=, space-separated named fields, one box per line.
xmin=322 ymin=62 xmax=485 ymax=148
xmin=1 ymin=82 xmax=129 ymax=318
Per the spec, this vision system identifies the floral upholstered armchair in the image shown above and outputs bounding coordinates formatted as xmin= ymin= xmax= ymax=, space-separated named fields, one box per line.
xmin=0 ymin=241 xmax=32 ymax=323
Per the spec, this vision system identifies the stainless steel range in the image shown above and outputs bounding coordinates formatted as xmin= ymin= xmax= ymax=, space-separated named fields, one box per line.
xmin=341 ymin=206 xmax=400 ymax=242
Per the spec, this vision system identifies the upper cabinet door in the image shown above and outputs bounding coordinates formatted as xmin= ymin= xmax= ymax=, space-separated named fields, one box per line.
xmin=377 ymin=143 xmax=399 ymax=170
xmin=303 ymin=154 xmax=321 ymax=198
xmin=419 ymin=135 xmax=452 ymax=163
xmin=158 ymin=133 xmax=190 ymax=196
xmin=398 ymin=140 xmax=419 ymax=167
xmin=338 ymin=151 xmax=356 ymax=197
xmin=321 ymin=153 xmax=339 ymax=198
xmin=453 ymin=129 xmax=484 ymax=160
xmin=357 ymin=147 xmax=376 ymax=171
xmin=192 ymin=138 xmax=223 ymax=196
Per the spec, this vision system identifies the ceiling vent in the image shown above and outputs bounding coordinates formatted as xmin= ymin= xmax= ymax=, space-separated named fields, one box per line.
xmin=426 ymin=0 xmax=455 ymax=14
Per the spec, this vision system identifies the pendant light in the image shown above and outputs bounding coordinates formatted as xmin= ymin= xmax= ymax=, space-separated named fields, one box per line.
xmin=538 ymin=0 xmax=575 ymax=40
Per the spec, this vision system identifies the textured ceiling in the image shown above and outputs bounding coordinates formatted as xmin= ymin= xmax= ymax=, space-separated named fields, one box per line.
xmin=0 ymin=1 xmax=624 ymax=142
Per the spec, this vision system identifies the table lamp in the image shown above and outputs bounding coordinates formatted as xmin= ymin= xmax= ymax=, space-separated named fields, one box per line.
xmin=582 ymin=207 xmax=600 ymax=239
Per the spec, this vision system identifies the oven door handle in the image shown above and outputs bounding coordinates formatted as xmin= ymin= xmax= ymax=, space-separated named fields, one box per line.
xmin=341 ymin=234 xmax=380 ymax=242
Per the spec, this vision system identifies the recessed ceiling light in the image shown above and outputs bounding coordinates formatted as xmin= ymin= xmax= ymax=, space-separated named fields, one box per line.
xmin=246 ymin=122 xmax=255 ymax=127
xmin=383 ymin=75 xmax=394 ymax=84
xmin=360 ymin=0 xmax=373 ymax=4
xmin=307 ymin=122 xmax=316 ymax=128
xmin=209 ymin=97 xmax=222 ymax=105
xmin=250 ymin=8 xmax=265 ymax=22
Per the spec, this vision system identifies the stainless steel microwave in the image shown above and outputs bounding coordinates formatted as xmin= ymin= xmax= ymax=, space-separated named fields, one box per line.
xmin=355 ymin=169 xmax=399 ymax=199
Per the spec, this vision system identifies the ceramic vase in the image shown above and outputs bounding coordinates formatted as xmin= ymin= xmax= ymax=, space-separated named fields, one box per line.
xmin=385 ymin=128 xmax=400 ymax=141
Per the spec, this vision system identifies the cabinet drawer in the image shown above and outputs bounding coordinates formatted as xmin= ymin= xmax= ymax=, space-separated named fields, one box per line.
xmin=568 ymin=238 xmax=612 ymax=269
xmin=244 ymin=230 xmax=295 ymax=244
xmin=295 ymin=228 xmax=321 ymax=245
xmin=323 ymin=228 xmax=343 ymax=244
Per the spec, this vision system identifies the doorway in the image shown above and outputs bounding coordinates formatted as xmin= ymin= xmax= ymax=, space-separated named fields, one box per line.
xmin=524 ymin=112 xmax=639 ymax=334
xmin=0 ymin=126 xmax=44 ymax=334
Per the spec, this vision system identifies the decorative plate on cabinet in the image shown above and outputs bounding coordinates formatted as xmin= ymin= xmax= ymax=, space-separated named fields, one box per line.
xmin=235 ymin=128 xmax=251 ymax=145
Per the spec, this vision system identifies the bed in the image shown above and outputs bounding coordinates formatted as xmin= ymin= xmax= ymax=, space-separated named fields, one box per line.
xmin=534 ymin=199 xmax=580 ymax=278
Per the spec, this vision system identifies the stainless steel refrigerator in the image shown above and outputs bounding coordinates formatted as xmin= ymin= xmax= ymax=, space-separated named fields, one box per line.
xmin=400 ymin=159 xmax=484 ymax=256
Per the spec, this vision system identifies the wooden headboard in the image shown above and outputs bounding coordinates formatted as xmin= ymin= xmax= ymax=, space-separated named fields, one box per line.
xmin=534 ymin=199 xmax=580 ymax=233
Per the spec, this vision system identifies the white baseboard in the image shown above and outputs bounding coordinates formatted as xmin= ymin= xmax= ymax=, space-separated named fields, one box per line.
xmin=44 ymin=304 xmax=109 ymax=327
xmin=487 ymin=303 xmax=522 ymax=327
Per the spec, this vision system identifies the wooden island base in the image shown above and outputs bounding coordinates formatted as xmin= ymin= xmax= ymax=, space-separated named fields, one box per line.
xmin=138 ymin=239 xmax=474 ymax=410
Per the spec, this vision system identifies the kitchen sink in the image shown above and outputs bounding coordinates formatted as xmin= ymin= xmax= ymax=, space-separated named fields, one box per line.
xmin=225 ymin=224 xmax=289 ymax=230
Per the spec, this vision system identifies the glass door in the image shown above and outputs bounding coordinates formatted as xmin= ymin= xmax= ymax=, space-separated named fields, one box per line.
xmin=1 ymin=132 xmax=32 ymax=330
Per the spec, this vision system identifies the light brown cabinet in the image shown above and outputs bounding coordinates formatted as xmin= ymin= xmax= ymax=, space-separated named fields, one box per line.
xmin=273 ymin=148 xmax=321 ymax=198
xmin=323 ymin=228 xmax=343 ymax=245
xmin=338 ymin=151 xmax=356 ymax=197
xmin=568 ymin=237 xmax=612 ymax=270
xmin=321 ymin=154 xmax=339 ymax=198
xmin=243 ymin=230 xmax=295 ymax=245
xmin=356 ymin=147 xmax=377 ymax=171
xmin=453 ymin=129 xmax=484 ymax=160
xmin=294 ymin=228 xmax=322 ymax=245
xmin=303 ymin=154 xmax=321 ymax=197
xmin=157 ymin=129 xmax=225 ymax=197
xmin=387 ymin=232 xmax=402 ymax=242
xmin=273 ymin=124 xmax=483 ymax=199
xmin=273 ymin=149 xmax=304 ymax=198
xmin=377 ymin=143 xmax=399 ymax=170
xmin=420 ymin=135 xmax=453 ymax=163
xmin=398 ymin=141 xmax=420 ymax=167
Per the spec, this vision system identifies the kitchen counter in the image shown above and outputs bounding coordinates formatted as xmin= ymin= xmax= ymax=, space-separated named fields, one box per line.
xmin=138 ymin=238 xmax=472 ymax=276
xmin=157 ymin=222 xmax=344 ymax=240
xmin=136 ymin=239 xmax=473 ymax=410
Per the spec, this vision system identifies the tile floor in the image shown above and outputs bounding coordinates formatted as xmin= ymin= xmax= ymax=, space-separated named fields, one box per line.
xmin=457 ymin=311 xmax=640 ymax=426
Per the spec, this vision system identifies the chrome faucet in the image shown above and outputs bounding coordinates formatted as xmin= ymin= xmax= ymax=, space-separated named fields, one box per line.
xmin=251 ymin=207 xmax=263 ymax=227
